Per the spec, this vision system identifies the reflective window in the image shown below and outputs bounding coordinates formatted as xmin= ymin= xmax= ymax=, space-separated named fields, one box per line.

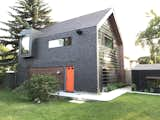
xmin=49 ymin=37 xmax=72 ymax=48
xmin=49 ymin=39 xmax=64 ymax=48
xmin=104 ymin=36 xmax=113 ymax=49
xmin=21 ymin=36 xmax=30 ymax=55
xmin=64 ymin=37 xmax=72 ymax=46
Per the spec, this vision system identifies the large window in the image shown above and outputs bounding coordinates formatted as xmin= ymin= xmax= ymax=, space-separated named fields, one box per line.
xmin=21 ymin=36 xmax=32 ymax=57
xmin=49 ymin=37 xmax=72 ymax=48
xmin=104 ymin=35 xmax=113 ymax=49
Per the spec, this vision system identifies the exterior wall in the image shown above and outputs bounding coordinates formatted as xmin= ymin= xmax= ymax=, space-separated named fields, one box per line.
xmin=17 ymin=26 xmax=98 ymax=92
xmin=97 ymin=17 xmax=124 ymax=90
xmin=108 ymin=14 xmax=124 ymax=83
xmin=3 ymin=72 xmax=16 ymax=89
xmin=132 ymin=70 xmax=160 ymax=91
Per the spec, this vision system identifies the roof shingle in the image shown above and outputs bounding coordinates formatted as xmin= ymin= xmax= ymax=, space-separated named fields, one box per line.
xmin=41 ymin=9 xmax=111 ymax=35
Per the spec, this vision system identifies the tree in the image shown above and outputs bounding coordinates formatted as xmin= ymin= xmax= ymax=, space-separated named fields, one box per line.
xmin=0 ymin=0 xmax=53 ymax=67
xmin=135 ymin=10 xmax=160 ymax=63
xmin=137 ymin=56 xmax=151 ymax=64
xmin=0 ymin=44 xmax=14 ymax=72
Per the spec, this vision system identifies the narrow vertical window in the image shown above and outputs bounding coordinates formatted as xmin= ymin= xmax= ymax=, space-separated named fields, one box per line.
xmin=20 ymin=36 xmax=32 ymax=57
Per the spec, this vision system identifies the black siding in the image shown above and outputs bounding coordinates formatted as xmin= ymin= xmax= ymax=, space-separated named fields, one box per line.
xmin=17 ymin=27 xmax=98 ymax=92
xmin=132 ymin=70 xmax=160 ymax=91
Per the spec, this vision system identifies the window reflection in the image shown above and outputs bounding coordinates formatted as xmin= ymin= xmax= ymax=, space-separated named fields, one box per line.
xmin=48 ymin=37 xmax=72 ymax=48
xmin=49 ymin=39 xmax=64 ymax=48
xmin=21 ymin=36 xmax=30 ymax=55
xmin=104 ymin=35 xmax=113 ymax=49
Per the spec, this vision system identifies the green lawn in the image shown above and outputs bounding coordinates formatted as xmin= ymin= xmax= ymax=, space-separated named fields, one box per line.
xmin=0 ymin=90 xmax=160 ymax=120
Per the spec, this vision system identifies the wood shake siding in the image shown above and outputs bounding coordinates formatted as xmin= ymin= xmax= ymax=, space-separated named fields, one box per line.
xmin=98 ymin=17 xmax=122 ymax=88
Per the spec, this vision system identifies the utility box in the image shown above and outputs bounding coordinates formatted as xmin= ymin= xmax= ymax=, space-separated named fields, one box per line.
xmin=4 ymin=71 xmax=16 ymax=89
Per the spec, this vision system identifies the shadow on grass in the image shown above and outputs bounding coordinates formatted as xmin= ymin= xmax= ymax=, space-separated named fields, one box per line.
xmin=0 ymin=89 xmax=30 ymax=104
xmin=0 ymin=89 xmax=70 ymax=105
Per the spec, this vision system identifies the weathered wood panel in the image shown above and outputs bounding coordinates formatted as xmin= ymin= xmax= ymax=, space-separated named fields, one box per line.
xmin=98 ymin=17 xmax=122 ymax=88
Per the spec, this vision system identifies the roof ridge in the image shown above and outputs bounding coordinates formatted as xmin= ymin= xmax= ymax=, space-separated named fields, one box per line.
xmin=41 ymin=8 xmax=112 ymax=36
xmin=60 ymin=8 xmax=111 ymax=23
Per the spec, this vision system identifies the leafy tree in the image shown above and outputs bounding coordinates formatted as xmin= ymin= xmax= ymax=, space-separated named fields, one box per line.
xmin=135 ymin=10 xmax=160 ymax=63
xmin=137 ymin=56 xmax=160 ymax=64
xmin=137 ymin=56 xmax=151 ymax=64
xmin=0 ymin=0 xmax=53 ymax=67
xmin=0 ymin=44 xmax=14 ymax=72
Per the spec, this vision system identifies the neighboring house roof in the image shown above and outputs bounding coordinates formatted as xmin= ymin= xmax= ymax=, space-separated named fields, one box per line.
xmin=132 ymin=64 xmax=160 ymax=70
xmin=41 ymin=8 xmax=111 ymax=35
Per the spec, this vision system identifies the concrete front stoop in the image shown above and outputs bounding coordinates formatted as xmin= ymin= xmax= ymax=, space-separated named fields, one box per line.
xmin=50 ymin=86 xmax=131 ymax=102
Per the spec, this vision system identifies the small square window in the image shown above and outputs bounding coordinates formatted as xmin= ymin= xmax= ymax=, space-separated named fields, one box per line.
xmin=104 ymin=35 xmax=113 ymax=49
xmin=64 ymin=37 xmax=72 ymax=46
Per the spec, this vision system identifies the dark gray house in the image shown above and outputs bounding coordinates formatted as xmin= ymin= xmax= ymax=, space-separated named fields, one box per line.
xmin=17 ymin=8 xmax=124 ymax=93
xmin=132 ymin=64 xmax=160 ymax=93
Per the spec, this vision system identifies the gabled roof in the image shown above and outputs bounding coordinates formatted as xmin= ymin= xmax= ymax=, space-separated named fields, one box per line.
xmin=41 ymin=8 xmax=111 ymax=35
xmin=36 ymin=8 xmax=123 ymax=45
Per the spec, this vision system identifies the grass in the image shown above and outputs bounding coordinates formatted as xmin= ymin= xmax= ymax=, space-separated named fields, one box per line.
xmin=0 ymin=90 xmax=160 ymax=120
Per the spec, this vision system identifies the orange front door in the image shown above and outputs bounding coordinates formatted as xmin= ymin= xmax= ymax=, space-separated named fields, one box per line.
xmin=66 ymin=66 xmax=74 ymax=92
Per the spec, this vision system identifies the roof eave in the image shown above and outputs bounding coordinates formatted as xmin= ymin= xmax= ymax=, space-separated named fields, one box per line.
xmin=97 ymin=8 xmax=123 ymax=45
xmin=97 ymin=8 xmax=113 ymax=30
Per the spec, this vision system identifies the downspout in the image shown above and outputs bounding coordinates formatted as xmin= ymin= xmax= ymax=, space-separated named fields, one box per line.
xmin=96 ymin=26 xmax=100 ymax=94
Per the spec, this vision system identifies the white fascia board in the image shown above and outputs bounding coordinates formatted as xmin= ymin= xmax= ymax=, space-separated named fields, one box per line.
xmin=97 ymin=8 xmax=123 ymax=45
xmin=97 ymin=8 xmax=113 ymax=30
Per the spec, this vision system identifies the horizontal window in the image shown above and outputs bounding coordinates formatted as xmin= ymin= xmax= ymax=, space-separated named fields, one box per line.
xmin=48 ymin=37 xmax=72 ymax=48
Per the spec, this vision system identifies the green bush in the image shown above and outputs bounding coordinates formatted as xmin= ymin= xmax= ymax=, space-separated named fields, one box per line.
xmin=115 ymin=82 xmax=128 ymax=88
xmin=144 ymin=89 xmax=149 ymax=92
xmin=106 ymin=83 xmax=118 ymax=91
xmin=131 ymin=83 xmax=137 ymax=91
xmin=150 ymin=88 xmax=154 ymax=93
xmin=16 ymin=74 xmax=60 ymax=102
xmin=106 ymin=82 xmax=128 ymax=92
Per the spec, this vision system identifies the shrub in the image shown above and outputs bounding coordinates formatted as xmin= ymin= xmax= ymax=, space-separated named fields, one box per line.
xmin=115 ymin=82 xmax=128 ymax=88
xmin=106 ymin=83 xmax=118 ymax=91
xmin=150 ymin=88 xmax=154 ymax=93
xmin=16 ymin=74 xmax=60 ymax=102
xmin=144 ymin=89 xmax=149 ymax=92
xmin=131 ymin=83 xmax=137 ymax=91
xmin=106 ymin=82 xmax=128 ymax=92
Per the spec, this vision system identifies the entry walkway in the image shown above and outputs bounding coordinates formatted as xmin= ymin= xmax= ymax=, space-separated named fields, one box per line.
xmin=51 ymin=86 xmax=131 ymax=101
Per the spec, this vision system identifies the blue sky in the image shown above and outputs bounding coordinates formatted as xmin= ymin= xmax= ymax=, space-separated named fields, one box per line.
xmin=0 ymin=0 xmax=160 ymax=60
